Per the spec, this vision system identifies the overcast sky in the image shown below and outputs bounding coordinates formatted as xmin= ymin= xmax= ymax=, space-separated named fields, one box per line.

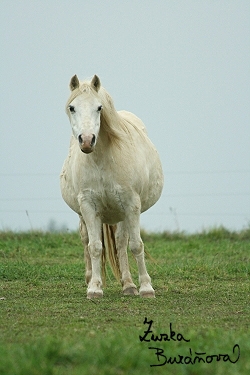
xmin=1 ymin=1 xmax=249 ymax=233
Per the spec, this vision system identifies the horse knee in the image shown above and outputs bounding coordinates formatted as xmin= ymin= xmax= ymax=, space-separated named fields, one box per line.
xmin=129 ymin=239 xmax=144 ymax=257
xmin=88 ymin=240 xmax=102 ymax=258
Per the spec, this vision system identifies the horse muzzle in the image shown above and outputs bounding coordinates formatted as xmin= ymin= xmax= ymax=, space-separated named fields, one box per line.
xmin=78 ymin=134 xmax=96 ymax=154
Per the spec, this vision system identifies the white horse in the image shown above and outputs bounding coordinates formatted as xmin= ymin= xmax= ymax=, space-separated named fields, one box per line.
xmin=60 ymin=75 xmax=163 ymax=298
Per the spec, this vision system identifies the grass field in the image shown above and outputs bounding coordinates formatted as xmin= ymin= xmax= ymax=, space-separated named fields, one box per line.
xmin=0 ymin=227 xmax=249 ymax=375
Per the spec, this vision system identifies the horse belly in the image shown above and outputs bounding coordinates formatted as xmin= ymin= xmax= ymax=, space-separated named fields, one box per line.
xmin=140 ymin=158 xmax=164 ymax=213
xmin=98 ymin=196 xmax=127 ymax=224
xmin=101 ymin=207 xmax=125 ymax=225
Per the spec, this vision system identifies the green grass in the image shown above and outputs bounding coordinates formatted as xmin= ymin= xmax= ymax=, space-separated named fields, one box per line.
xmin=0 ymin=228 xmax=249 ymax=374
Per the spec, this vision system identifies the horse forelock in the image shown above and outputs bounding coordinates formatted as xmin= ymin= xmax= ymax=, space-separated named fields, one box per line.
xmin=65 ymin=82 xmax=94 ymax=112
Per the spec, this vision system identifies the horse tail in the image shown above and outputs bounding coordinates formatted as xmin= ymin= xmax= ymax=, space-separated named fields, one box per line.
xmin=102 ymin=224 xmax=121 ymax=285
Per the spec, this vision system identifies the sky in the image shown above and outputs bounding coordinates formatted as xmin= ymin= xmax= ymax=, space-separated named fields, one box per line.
xmin=0 ymin=1 xmax=249 ymax=233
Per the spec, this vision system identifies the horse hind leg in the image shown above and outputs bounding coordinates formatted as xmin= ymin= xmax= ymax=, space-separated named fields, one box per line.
xmin=115 ymin=223 xmax=139 ymax=296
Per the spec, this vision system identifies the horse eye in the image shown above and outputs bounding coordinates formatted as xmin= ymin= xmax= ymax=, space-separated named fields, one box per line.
xmin=97 ymin=105 xmax=102 ymax=112
xmin=69 ymin=105 xmax=75 ymax=113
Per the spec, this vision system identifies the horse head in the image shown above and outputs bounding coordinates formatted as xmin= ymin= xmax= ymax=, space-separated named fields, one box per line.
xmin=66 ymin=75 xmax=102 ymax=154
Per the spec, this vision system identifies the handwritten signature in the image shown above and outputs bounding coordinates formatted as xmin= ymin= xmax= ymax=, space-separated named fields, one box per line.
xmin=139 ymin=317 xmax=240 ymax=367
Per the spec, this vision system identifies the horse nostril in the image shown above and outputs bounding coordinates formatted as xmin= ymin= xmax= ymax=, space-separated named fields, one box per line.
xmin=78 ymin=134 xmax=95 ymax=149
xmin=91 ymin=134 xmax=96 ymax=147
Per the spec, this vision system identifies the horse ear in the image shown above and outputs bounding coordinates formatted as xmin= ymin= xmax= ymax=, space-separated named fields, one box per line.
xmin=69 ymin=75 xmax=80 ymax=91
xmin=91 ymin=75 xmax=101 ymax=92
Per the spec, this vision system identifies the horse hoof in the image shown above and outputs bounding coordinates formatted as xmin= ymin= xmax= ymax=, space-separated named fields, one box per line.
xmin=87 ymin=291 xmax=103 ymax=299
xmin=123 ymin=287 xmax=139 ymax=296
xmin=140 ymin=290 xmax=155 ymax=298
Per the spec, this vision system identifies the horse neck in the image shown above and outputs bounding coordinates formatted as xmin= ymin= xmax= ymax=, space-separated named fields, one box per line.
xmin=97 ymin=122 xmax=110 ymax=150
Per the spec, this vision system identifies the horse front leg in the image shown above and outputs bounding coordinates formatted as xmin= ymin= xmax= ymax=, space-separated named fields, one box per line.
xmin=79 ymin=198 xmax=103 ymax=299
xmin=87 ymin=236 xmax=103 ymax=299
xmin=79 ymin=216 xmax=92 ymax=285
xmin=126 ymin=211 xmax=155 ymax=298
